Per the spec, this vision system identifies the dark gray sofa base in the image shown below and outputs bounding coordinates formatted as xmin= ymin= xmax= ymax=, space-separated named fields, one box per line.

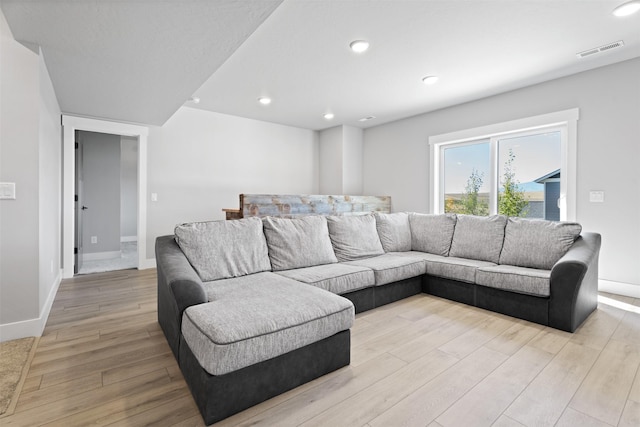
xmin=476 ymin=284 xmax=549 ymax=326
xmin=420 ymin=234 xmax=600 ymax=333
xmin=341 ymin=276 xmax=423 ymax=313
xmin=179 ymin=330 xmax=350 ymax=425
xmin=423 ymin=275 xmax=476 ymax=306
xmin=425 ymin=275 xmax=550 ymax=326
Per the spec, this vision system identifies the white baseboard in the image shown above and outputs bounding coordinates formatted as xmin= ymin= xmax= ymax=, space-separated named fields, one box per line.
xmin=121 ymin=236 xmax=138 ymax=243
xmin=599 ymin=279 xmax=640 ymax=298
xmin=139 ymin=258 xmax=156 ymax=270
xmin=0 ymin=270 xmax=62 ymax=342
xmin=83 ymin=250 xmax=121 ymax=261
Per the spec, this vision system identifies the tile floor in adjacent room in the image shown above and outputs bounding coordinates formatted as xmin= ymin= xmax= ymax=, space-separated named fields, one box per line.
xmin=77 ymin=242 xmax=138 ymax=275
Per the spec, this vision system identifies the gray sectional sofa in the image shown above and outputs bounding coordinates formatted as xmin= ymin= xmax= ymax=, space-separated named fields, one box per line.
xmin=156 ymin=212 xmax=601 ymax=425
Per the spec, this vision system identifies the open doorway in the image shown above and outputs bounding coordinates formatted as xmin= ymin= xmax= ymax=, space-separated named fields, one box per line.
xmin=62 ymin=115 xmax=149 ymax=280
xmin=74 ymin=130 xmax=139 ymax=274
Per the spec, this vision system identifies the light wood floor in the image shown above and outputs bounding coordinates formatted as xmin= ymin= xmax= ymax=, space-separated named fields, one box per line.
xmin=2 ymin=269 xmax=639 ymax=427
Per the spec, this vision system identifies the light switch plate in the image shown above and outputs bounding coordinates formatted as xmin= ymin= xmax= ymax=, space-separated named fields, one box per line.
xmin=589 ymin=191 xmax=605 ymax=203
xmin=0 ymin=182 xmax=16 ymax=199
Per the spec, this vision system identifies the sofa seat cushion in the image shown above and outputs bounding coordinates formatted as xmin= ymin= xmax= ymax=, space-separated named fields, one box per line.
xmin=201 ymin=271 xmax=281 ymax=301
xmin=183 ymin=273 xmax=354 ymax=376
xmin=476 ymin=265 xmax=551 ymax=297
xmin=174 ymin=217 xmax=271 ymax=282
xmin=275 ymin=264 xmax=375 ymax=295
xmin=394 ymin=250 xmax=449 ymax=262
xmin=426 ymin=256 xmax=496 ymax=284
xmin=344 ymin=253 xmax=426 ymax=286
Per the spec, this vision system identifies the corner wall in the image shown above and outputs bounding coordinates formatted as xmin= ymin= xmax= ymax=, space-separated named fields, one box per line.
xmin=145 ymin=107 xmax=319 ymax=257
xmin=363 ymin=58 xmax=640 ymax=292
xmin=1 ymin=8 xmax=62 ymax=340
xmin=319 ymin=125 xmax=363 ymax=195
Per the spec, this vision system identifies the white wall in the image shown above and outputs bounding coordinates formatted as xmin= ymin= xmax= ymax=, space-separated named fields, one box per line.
xmin=0 ymin=8 xmax=62 ymax=340
xmin=37 ymin=52 xmax=62 ymax=312
xmin=363 ymin=58 xmax=640 ymax=291
xmin=1 ymin=10 xmax=40 ymax=326
xmin=146 ymin=107 xmax=319 ymax=256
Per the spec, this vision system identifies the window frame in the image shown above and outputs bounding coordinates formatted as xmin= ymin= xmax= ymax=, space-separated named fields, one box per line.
xmin=429 ymin=108 xmax=579 ymax=221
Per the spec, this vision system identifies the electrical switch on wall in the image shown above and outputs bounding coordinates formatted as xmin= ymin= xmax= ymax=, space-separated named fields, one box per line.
xmin=589 ymin=191 xmax=605 ymax=203
xmin=151 ymin=193 xmax=158 ymax=202
xmin=0 ymin=182 xmax=16 ymax=199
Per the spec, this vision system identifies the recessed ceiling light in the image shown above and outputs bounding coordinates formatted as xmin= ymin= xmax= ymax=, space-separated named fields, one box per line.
xmin=349 ymin=40 xmax=370 ymax=53
xmin=422 ymin=75 xmax=439 ymax=85
xmin=323 ymin=113 xmax=335 ymax=120
xmin=613 ymin=0 xmax=640 ymax=16
xmin=189 ymin=96 xmax=200 ymax=104
xmin=358 ymin=116 xmax=376 ymax=122
xmin=257 ymin=96 xmax=272 ymax=105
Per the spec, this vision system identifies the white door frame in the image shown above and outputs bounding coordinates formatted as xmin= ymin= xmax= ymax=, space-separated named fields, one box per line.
xmin=62 ymin=115 xmax=150 ymax=279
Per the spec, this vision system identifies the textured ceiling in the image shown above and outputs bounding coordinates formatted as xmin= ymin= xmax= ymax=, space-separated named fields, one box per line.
xmin=0 ymin=0 xmax=283 ymax=125
xmin=1 ymin=0 xmax=639 ymax=129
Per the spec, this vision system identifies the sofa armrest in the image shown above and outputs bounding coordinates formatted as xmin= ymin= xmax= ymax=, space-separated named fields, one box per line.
xmin=156 ymin=235 xmax=207 ymax=358
xmin=549 ymin=232 xmax=601 ymax=332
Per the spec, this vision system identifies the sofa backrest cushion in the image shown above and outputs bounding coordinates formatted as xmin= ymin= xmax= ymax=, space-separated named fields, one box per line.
xmin=499 ymin=218 xmax=582 ymax=270
xmin=327 ymin=214 xmax=385 ymax=262
xmin=409 ymin=213 xmax=457 ymax=256
xmin=375 ymin=212 xmax=411 ymax=252
xmin=263 ymin=216 xmax=338 ymax=271
xmin=174 ymin=217 xmax=272 ymax=282
xmin=449 ymin=214 xmax=507 ymax=263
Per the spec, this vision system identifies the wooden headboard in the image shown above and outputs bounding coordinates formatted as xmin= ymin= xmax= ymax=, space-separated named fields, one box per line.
xmin=228 ymin=194 xmax=391 ymax=219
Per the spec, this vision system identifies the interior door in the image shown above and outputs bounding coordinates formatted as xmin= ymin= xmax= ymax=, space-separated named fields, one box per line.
xmin=74 ymin=132 xmax=84 ymax=274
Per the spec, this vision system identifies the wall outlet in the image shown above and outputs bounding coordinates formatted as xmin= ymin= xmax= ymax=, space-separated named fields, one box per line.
xmin=91 ymin=236 xmax=98 ymax=244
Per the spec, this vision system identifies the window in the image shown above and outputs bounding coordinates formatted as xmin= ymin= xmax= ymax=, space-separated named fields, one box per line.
xmin=430 ymin=109 xmax=578 ymax=221
xmin=443 ymin=140 xmax=490 ymax=216
xmin=497 ymin=130 xmax=561 ymax=220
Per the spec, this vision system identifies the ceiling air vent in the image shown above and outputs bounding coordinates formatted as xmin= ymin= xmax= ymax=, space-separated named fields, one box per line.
xmin=577 ymin=40 xmax=624 ymax=59
xmin=358 ymin=116 xmax=376 ymax=122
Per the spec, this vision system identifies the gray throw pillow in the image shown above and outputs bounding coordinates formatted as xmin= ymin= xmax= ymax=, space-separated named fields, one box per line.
xmin=327 ymin=214 xmax=385 ymax=262
xmin=262 ymin=216 xmax=338 ymax=271
xmin=449 ymin=214 xmax=507 ymax=263
xmin=499 ymin=218 xmax=582 ymax=270
xmin=375 ymin=212 xmax=411 ymax=252
xmin=174 ymin=217 xmax=272 ymax=282
xmin=409 ymin=213 xmax=457 ymax=256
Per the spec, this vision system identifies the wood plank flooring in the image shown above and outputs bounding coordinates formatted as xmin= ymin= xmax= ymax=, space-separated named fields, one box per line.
xmin=2 ymin=269 xmax=639 ymax=426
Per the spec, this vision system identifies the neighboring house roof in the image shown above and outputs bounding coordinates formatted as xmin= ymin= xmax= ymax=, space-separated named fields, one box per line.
xmin=534 ymin=169 xmax=561 ymax=183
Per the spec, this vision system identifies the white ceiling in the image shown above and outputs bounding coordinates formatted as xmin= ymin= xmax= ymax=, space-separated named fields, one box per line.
xmin=2 ymin=0 xmax=639 ymax=130
xmin=0 ymin=0 xmax=283 ymax=125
